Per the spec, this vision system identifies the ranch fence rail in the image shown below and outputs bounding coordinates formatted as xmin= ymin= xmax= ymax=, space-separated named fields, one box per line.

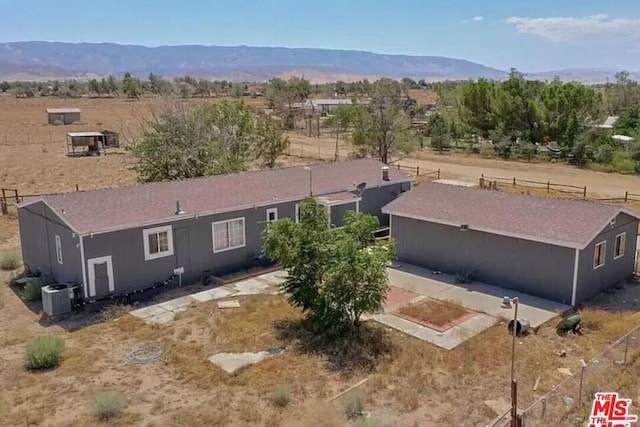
xmin=479 ymin=174 xmax=639 ymax=203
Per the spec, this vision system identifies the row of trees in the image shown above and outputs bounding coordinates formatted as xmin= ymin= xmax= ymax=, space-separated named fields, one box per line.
xmin=1 ymin=74 xmax=253 ymax=99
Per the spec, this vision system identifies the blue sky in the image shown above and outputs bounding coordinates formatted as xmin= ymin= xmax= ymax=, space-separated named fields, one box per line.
xmin=1 ymin=0 xmax=639 ymax=72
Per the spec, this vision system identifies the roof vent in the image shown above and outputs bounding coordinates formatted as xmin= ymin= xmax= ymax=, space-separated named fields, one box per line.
xmin=382 ymin=166 xmax=390 ymax=181
xmin=610 ymin=217 xmax=616 ymax=226
xmin=175 ymin=201 xmax=185 ymax=215
xmin=460 ymin=224 xmax=469 ymax=231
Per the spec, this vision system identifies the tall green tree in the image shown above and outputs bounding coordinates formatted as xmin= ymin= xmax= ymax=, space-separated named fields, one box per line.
xmin=326 ymin=104 xmax=357 ymax=160
xmin=460 ymin=79 xmax=497 ymax=138
xmin=122 ymin=72 xmax=142 ymax=99
xmin=351 ymin=79 xmax=411 ymax=163
xmin=428 ymin=112 xmax=450 ymax=153
xmin=262 ymin=199 xmax=395 ymax=333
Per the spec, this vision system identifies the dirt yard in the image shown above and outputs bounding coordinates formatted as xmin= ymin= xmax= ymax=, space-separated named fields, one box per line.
xmin=1 ymin=95 xmax=640 ymax=426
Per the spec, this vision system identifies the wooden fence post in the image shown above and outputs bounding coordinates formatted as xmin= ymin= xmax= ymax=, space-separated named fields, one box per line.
xmin=479 ymin=177 xmax=485 ymax=188
xmin=546 ymin=181 xmax=550 ymax=192
xmin=625 ymin=191 xmax=629 ymax=202
xmin=583 ymin=186 xmax=587 ymax=198
xmin=416 ymin=165 xmax=420 ymax=176
xmin=513 ymin=177 xmax=516 ymax=187
xmin=397 ymin=164 xmax=400 ymax=170
xmin=75 ymin=184 xmax=79 ymax=192
xmin=437 ymin=169 xmax=441 ymax=180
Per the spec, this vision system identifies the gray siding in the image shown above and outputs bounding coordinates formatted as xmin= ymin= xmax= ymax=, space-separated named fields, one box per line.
xmin=391 ymin=215 xmax=575 ymax=304
xmin=17 ymin=202 xmax=82 ymax=284
xmin=330 ymin=202 xmax=357 ymax=228
xmin=576 ymin=213 xmax=639 ymax=303
xmin=75 ymin=184 xmax=407 ymax=298
xmin=360 ymin=182 xmax=410 ymax=226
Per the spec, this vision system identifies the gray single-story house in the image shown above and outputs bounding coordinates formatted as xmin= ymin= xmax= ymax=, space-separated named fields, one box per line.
xmin=382 ymin=182 xmax=640 ymax=306
xmin=18 ymin=159 xmax=411 ymax=302
xmin=46 ymin=108 xmax=81 ymax=125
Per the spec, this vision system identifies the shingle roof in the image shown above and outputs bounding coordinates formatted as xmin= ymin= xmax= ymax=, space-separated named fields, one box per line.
xmin=383 ymin=182 xmax=638 ymax=249
xmin=26 ymin=159 xmax=410 ymax=235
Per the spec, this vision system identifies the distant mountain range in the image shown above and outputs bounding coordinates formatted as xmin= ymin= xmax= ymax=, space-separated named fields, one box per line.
xmin=0 ymin=41 xmax=638 ymax=84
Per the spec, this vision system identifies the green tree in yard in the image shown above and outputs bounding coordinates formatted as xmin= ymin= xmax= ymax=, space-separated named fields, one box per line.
xmin=122 ymin=72 xmax=142 ymax=99
xmin=428 ymin=112 xmax=450 ymax=153
xmin=131 ymin=101 xmax=287 ymax=182
xmin=0 ymin=81 xmax=9 ymax=93
xmin=326 ymin=104 xmax=357 ymax=160
xmin=262 ymin=200 xmax=395 ymax=333
xmin=351 ymin=79 xmax=412 ymax=163
xmin=254 ymin=112 xmax=290 ymax=168
xmin=88 ymin=79 xmax=102 ymax=97
xmin=460 ymin=78 xmax=497 ymax=138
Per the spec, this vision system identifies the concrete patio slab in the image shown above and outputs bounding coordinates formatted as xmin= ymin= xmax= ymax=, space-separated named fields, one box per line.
xmin=208 ymin=351 xmax=270 ymax=374
xmin=217 ymin=300 xmax=241 ymax=309
xmin=231 ymin=278 xmax=270 ymax=295
xmin=158 ymin=295 xmax=196 ymax=312
xmin=388 ymin=263 xmax=569 ymax=329
xmin=145 ymin=310 xmax=175 ymax=325
xmin=191 ymin=287 xmax=233 ymax=303
xmin=130 ymin=305 xmax=169 ymax=319
xmin=257 ymin=270 xmax=288 ymax=285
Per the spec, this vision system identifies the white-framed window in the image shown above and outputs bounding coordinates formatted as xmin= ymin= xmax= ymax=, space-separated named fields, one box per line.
xmin=593 ymin=241 xmax=606 ymax=269
xmin=614 ymin=232 xmax=626 ymax=259
xmin=212 ymin=217 xmax=245 ymax=253
xmin=143 ymin=225 xmax=174 ymax=261
xmin=266 ymin=207 xmax=278 ymax=222
xmin=295 ymin=203 xmax=301 ymax=223
xmin=55 ymin=234 xmax=63 ymax=264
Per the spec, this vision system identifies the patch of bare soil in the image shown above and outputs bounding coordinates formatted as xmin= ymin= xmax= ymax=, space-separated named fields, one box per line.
xmin=395 ymin=299 xmax=475 ymax=332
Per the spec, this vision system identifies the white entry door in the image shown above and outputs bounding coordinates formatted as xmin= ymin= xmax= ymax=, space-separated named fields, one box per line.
xmin=88 ymin=256 xmax=114 ymax=297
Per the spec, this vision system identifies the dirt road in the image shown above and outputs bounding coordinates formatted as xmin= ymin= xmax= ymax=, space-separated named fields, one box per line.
xmin=287 ymin=133 xmax=640 ymax=198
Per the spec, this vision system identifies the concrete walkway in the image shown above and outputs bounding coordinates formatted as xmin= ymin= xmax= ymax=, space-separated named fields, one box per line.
xmin=130 ymin=271 xmax=287 ymax=325
xmin=367 ymin=263 xmax=570 ymax=350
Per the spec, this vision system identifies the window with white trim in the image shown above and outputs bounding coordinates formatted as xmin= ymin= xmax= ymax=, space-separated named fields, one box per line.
xmin=55 ymin=235 xmax=63 ymax=264
xmin=212 ymin=218 xmax=245 ymax=252
xmin=143 ymin=225 xmax=174 ymax=261
xmin=266 ymin=208 xmax=278 ymax=222
xmin=614 ymin=233 xmax=626 ymax=259
xmin=593 ymin=241 xmax=606 ymax=269
xmin=295 ymin=204 xmax=300 ymax=223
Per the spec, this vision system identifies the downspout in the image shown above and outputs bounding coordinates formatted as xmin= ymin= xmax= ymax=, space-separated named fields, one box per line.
xmin=79 ymin=235 xmax=88 ymax=299
xmin=571 ymin=248 xmax=580 ymax=306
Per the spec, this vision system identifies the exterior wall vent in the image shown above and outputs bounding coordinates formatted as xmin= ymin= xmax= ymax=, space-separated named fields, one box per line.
xmin=382 ymin=166 xmax=390 ymax=181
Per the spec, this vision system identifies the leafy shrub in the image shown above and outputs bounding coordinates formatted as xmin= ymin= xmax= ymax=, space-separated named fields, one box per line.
xmin=344 ymin=389 xmax=366 ymax=419
xmin=22 ymin=279 xmax=46 ymax=302
xmin=24 ymin=336 xmax=65 ymax=370
xmin=93 ymin=391 xmax=126 ymax=421
xmin=517 ymin=142 xmax=537 ymax=161
xmin=611 ymin=152 xmax=637 ymax=174
xmin=0 ymin=252 xmax=20 ymax=270
xmin=270 ymin=384 xmax=291 ymax=407
xmin=478 ymin=144 xmax=494 ymax=158
xmin=594 ymin=144 xmax=615 ymax=164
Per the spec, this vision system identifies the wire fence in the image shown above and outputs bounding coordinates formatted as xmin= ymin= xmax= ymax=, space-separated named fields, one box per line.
xmin=517 ymin=324 xmax=640 ymax=426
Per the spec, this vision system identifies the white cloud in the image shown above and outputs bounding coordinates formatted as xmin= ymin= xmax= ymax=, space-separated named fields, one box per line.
xmin=471 ymin=16 xmax=484 ymax=22
xmin=506 ymin=14 xmax=640 ymax=44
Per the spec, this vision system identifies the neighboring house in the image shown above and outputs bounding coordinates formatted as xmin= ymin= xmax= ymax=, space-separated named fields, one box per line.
xmin=46 ymin=108 xmax=81 ymax=125
xmin=383 ymin=183 xmax=640 ymax=306
xmin=18 ymin=159 xmax=411 ymax=301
